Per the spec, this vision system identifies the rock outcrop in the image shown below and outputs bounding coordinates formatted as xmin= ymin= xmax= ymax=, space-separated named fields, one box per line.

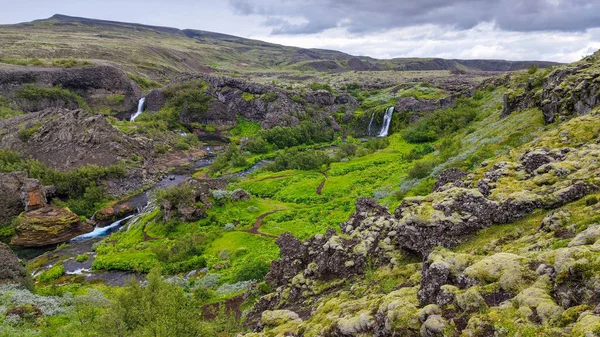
xmin=0 ymin=64 xmax=142 ymax=112
xmin=144 ymin=74 xmax=356 ymax=130
xmin=502 ymin=52 xmax=600 ymax=123
xmin=0 ymin=172 xmax=50 ymax=225
xmin=10 ymin=206 xmax=94 ymax=247
xmin=0 ymin=243 xmax=29 ymax=287
xmin=0 ymin=108 xmax=152 ymax=170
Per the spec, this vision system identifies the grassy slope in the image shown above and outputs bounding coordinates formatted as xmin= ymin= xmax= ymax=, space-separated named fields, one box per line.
xmin=0 ymin=15 xmax=559 ymax=83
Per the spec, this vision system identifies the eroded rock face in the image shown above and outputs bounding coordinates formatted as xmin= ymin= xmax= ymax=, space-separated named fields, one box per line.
xmin=395 ymin=96 xmax=457 ymax=124
xmin=10 ymin=206 xmax=94 ymax=247
xmin=502 ymin=53 xmax=600 ymax=123
xmin=0 ymin=64 xmax=142 ymax=112
xmin=433 ymin=168 xmax=467 ymax=192
xmin=144 ymin=74 xmax=357 ymax=130
xmin=0 ymin=108 xmax=152 ymax=170
xmin=0 ymin=172 xmax=49 ymax=225
xmin=0 ymin=243 xmax=28 ymax=287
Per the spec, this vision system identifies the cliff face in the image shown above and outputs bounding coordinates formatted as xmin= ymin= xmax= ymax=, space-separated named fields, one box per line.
xmin=502 ymin=52 xmax=600 ymax=124
xmin=0 ymin=243 xmax=29 ymax=287
xmin=0 ymin=64 xmax=142 ymax=113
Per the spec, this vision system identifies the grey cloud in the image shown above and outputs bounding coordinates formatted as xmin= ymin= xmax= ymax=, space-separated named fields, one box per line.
xmin=229 ymin=0 xmax=600 ymax=34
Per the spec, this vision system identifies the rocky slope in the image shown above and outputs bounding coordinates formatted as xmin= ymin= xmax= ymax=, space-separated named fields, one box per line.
xmin=242 ymin=58 xmax=600 ymax=336
xmin=0 ymin=108 xmax=152 ymax=170
xmin=145 ymin=73 xmax=355 ymax=130
xmin=0 ymin=63 xmax=142 ymax=112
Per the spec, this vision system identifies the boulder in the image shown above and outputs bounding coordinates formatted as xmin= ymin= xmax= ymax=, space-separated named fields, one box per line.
xmin=433 ymin=168 xmax=467 ymax=192
xmin=0 ymin=243 xmax=29 ymax=287
xmin=231 ymin=189 xmax=250 ymax=202
xmin=10 ymin=206 xmax=94 ymax=247
xmin=0 ymin=172 xmax=48 ymax=225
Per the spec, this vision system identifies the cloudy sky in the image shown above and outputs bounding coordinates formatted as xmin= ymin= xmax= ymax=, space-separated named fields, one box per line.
xmin=1 ymin=0 xmax=599 ymax=62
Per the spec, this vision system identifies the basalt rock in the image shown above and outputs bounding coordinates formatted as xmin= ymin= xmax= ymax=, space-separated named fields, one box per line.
xmin=0 ymin=243 xmax=29 ymax=287
xmin=0 ymin=172 xmax=49 ymax=225
xmin=395 ymin=96 xmax=457 ymax=124
xmin=0 ymin=64 xmax=142 ymax=112
xmin=0 ymin=108 xmax=153 ymax=170
xmin=10 ymin=206 xmax=94 ymax=247
xmin=433 ymin=169 xmax=467 ymax=192
xmin=94 ymin=202 xmax=136 ymax=227
xmin=502 ymin=53 xmax=600 ymax=123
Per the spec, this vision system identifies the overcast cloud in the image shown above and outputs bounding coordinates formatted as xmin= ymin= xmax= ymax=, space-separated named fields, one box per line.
xmin=0 ymin=0 xmax=599 ymax=62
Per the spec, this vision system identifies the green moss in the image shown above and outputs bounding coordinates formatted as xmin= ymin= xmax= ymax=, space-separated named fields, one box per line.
xmin=38 ymin=264 xmax=65 ymax=282
xmin=242 ymin=92 xmax=256 ymax=101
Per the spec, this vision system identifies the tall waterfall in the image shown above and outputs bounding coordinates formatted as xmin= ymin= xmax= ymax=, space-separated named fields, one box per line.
xmin=130 ymin=97 xmax=146 ymax=122
xmin=367 ymin=113 xmax=375 ymax=136
xmin=378 ymin=107 xmax=394 ymax=137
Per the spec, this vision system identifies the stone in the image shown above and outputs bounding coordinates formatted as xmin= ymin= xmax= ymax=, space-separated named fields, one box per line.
xmin=0 ymin=172 xmax=47 ymax=225
xmin=0 ymin=243 xmax=29 ymax=287
xmin=231 ymin=189 xmax=251 ymax=202
xmin=10 ymin=206 xmax=94 ymax=247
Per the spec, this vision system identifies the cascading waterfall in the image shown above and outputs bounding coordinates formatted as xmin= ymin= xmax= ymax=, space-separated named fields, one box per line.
xmin=367 ymin=113 xmax=375 ymax=136
xmin=378 ymin=106 xmax=394 ymax=137
xmin=129 ymin=97 xmax=146 ymax=122
xmin=71 ymin=215 xmax=135 ymax=242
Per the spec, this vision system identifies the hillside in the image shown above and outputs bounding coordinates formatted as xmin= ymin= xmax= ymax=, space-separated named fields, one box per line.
xmin=0 ymin=14 xmax=560 ymax=82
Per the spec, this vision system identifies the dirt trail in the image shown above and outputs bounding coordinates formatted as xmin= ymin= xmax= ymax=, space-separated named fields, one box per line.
xmin=240 ymin=210 xmax=280 ymax=238
xmin=316 ymin=167 xmax=331 ymax=195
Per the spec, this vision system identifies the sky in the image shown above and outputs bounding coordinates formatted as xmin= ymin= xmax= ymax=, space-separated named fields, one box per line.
xmin=1 ymin=0 xmax=600 ymax=63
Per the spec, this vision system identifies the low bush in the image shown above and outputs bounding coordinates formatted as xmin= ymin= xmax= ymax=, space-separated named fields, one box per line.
xmin=309 ymin=82 xmax=334 ymax=92
xmin=260 ymin=121 xmax=335 ymax=149
xmin=38 ymin=265 xmax=65 ymax=283
xmin=266 ymin=148 xmax=330 ymax=172
xmin=407 ymin=158 xmax=438 ymax=179
xmin=245 ymin=137 xmax=270 ymax=154
xmin=234 ymin=259 xmax=270 ymax=282
xmin=15 ymin=84 xmax=88 ymax=109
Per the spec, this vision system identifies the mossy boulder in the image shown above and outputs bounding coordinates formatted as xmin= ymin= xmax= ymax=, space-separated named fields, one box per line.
xmin=10 ymin=206 xmax=94 ymax=247
xmin=463 ymin=253 xmax=530 ymax=292
xmin=514 ymin=286 xmax=563 ymax=324
xmin=260 ymin=310 xmax=302 ymax=327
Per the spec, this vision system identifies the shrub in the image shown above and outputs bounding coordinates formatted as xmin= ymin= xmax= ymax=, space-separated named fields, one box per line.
xmin=76 ymin=254 xmax=89 ymax=262
xmin=407 ymin=159 xmax=438 ymax=179
xmin=260 ymin=121 xmax=335 ymax=149
xmin=309 ymin=82 xmax=333 ymax=92
xmin=212 ymin=190 xmax=228 ymax=201
xmin=241 ymin=92 xmax=256 ymax=101
xmin=403 ymin=144 xmax=434 ymax=161
xmin=15 ymin=84 xmax=88 ymax=109
xmin=266 ymin=148 xmax=330 ymax=172
xmin=365 ymin=137 xmax=390 ymax=151
xmin=260 ymin=92 xmax=279 ymax=103
xmin=17 ymin=123 xmax=41 ymax=142
xmin=38 ymin=264 xmax=65 ymax=282
xmin=338 ymin=142 xmax=358 ymax=157
xmin=234 ymin=259 xmax=270 ymax=282
xmin=245 ymin=137 xmax=270 ymax=154
xmin=216 ymin=281 xmax=253 ymax=295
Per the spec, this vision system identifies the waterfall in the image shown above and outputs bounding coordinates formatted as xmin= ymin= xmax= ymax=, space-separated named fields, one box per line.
xmin=130 ymin=97 xmax=146 ymax=122
xmin=367 ymin=113 xmax=375 ymax=136
xmin=378 ymin=107 xmax=394 ymax=137
xmin=71 ymin=215 xmax=135 ymax=242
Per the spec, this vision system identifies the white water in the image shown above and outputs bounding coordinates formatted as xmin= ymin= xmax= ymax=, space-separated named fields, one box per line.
xmin=367 ymin=113 xmax=375 ymax=136
xmin=71 ymin=215 xmax=135 ymax=242
xmin=129 ymin=97 xmax=146 ymax=122
xmin=378 ymin=107 xmax=394 ymax=137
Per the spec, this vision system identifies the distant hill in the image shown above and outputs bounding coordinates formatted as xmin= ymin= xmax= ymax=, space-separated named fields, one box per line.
xmin=0 ymin=14 xmax=561 ymax=81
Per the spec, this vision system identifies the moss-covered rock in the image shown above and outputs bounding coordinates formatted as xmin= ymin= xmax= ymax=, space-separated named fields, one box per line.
xmin=10 ymin=206 xmax=93 ymax=247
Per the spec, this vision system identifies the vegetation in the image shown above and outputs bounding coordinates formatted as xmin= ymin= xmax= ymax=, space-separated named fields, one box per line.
xmin=0 ymin=149 xmax=125 ymax=217
xmin=15 ymin=84 xmax=88 ymax=109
